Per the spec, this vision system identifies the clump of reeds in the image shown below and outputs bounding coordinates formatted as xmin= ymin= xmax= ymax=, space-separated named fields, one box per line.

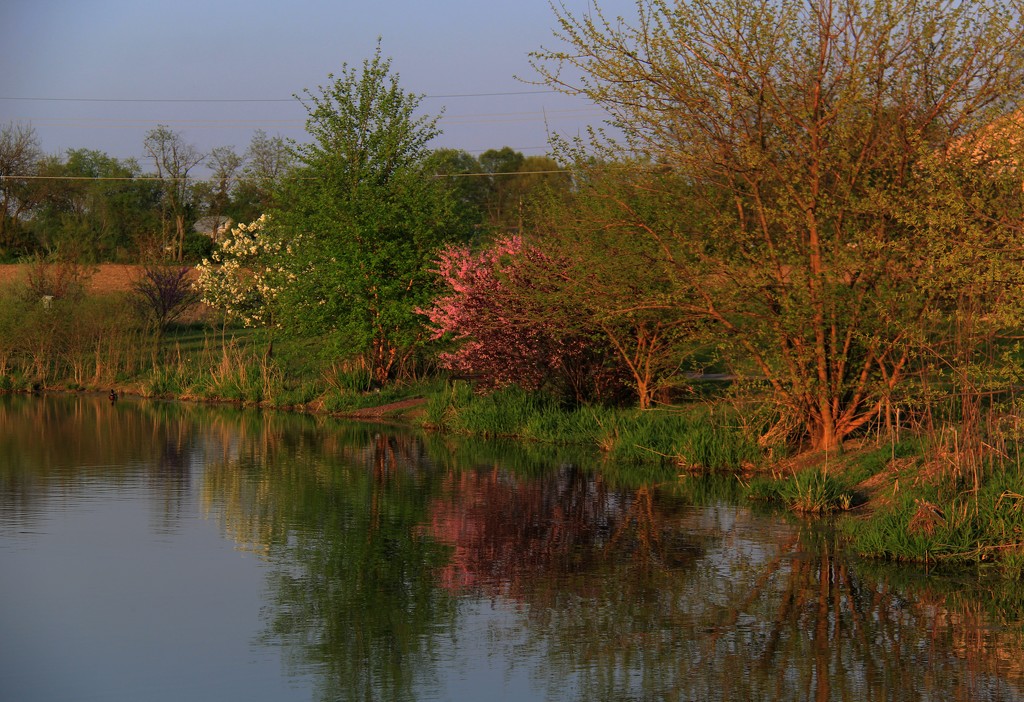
xmin=748 ymin=469 xmax=852 ymax=514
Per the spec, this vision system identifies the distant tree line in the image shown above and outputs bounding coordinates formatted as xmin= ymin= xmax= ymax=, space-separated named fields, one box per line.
xmin=0 ymin=122 xmax=568 ymax=264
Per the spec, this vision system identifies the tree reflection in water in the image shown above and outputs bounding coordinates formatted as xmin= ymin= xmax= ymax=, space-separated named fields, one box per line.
xmin=423 ymin=468 xmax=702 ymax=595
xmin=203 ymin=424 xmax=455 ymax=702
xmin=5 ymin=395 xmax=1024 ymax=700
xmin=194 ymin=410 xmax=1024 ymax=701
xmin=0 ymin=393 xmax=197 ymax=533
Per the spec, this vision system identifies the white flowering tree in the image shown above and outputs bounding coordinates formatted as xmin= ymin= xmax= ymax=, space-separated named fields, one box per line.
xmin=194 ymin=214 xmax=292 ymax=330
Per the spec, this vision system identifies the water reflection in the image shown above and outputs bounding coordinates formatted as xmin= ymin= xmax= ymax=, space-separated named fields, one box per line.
xmin=2 ymin=395 xmax=1024 ymax=701
xmin=0 ymin=394 xmax=196 ymax=535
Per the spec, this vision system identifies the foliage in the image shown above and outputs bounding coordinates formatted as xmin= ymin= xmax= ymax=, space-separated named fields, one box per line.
xmin=421 ymin=235 xmax=623 ymax=402
xmin=130 ymin=265 xmax=200 ymax=351
xmin=200 ymin=145 xmax=243 ymax=221
xmin=143 ymin=125 xmax=204 ymax=261
xmin=749 ymin=469 xmax=853 ymax=514
xmin=18 ymin=254 xmax=93 ymax=302
xmin=0 ymin=122 xmax=43 ymax=257
xmin=28 ymin=149 xmax=160 ymax=261
xmin=427 ymin=148 xmax=492 ymax=235
xmin=532 ymin=0 xmax=1024 ymax=450
xmin=476 ymin=147 xmax=571 ymax=232
xmin=530 ymin=155 xmax=712 ymax=408
xmin=228 ymin=129 xmax=295 ymax=223
xmin=0 ymin=279 xmax=141 ymax=386
xmin=844 ymin=466 xmax=1024 ymax=569
xmin=267 ymin=43 xmax=472 ymax=383
xmin=194 ymin=214 xmax=286 ymax=328
xmin=424 ymin=381 xmax=762 ymax=468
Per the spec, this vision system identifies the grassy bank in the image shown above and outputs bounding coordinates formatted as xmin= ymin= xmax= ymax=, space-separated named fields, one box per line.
xmin=424 ymin=383 xmax=1024 ymax=573
xmin=0 ymin=282 xmax=435 ymax=418
xmin=423 ymin=381 xmax=763 ymax=470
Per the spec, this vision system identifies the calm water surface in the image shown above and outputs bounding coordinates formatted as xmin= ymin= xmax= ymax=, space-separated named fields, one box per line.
xmin=2 ymin=394 xmax=1024 ymax=701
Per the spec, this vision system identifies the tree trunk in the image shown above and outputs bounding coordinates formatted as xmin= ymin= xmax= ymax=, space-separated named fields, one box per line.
xmin=175 ymin=213 xmax=186 ymax=262
xmin=812 ymin=417 xmax=842 ymax=452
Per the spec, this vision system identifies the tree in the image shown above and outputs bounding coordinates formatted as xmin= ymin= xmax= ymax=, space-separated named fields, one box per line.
xmin=478 ymin=147 xmax=526 ymax=231
xmin=30 ymin=149 xmax=159 ymax=261
xmin=204 ymin=146 xmax=243 ymax=220
xmin=533 ymin=0 xmax=1024 ymax=450
xmin=0 ymin=122 xmax=43 ymax=256
xmin=235 ymin=130 xmax=294 ymax=221
xmin=268 ymin=43 xmax=471 ymax=383
xmin=143 ymin=125 xmax=204 ymax=261
xmin=427 ymin=148 xmax=490 ymax=239
xmin=530 ymin=154 xmax=709 ymax=409
xmin=421 ymin=235 xmax=627 ymax=403
xmin=131 ymin=265 xmax=199 ymax=360
xmin=194 ymin=214 xmax=285 ymax=330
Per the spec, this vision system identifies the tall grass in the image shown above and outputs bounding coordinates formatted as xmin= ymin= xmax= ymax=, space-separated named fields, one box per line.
xmin=0 ymin=288 xmax=145 ymax=389
xmin=844 ymin=463 xmax=1024 ymax=569
xmin=423 ymin=382 xmax=763 ymax=469
xmin=748 ymin=469 xmax=853 ymax=514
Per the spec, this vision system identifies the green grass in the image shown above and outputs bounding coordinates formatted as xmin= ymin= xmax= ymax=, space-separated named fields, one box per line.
xmin=748 ymin=469 xmax=853 ymax=514
xmin=422 ymin=382 xmax=764 ymax=469
xmin=843 ymin=462 xmax=1024 ymax=571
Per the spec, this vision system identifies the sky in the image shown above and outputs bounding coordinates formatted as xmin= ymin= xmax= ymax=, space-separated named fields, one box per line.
xmin=0 ymin=0 xmax=636 ymax=177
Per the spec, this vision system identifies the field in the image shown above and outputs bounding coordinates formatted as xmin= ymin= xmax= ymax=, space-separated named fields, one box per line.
xmin=0 ymin=264 xmax=190 ymax=294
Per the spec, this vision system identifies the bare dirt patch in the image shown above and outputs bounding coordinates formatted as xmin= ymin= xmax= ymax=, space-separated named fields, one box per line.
xmin=0 ymin=264 xmax=199 ymax=294
xmin=343 ymin=397 xmax=428 ymax=420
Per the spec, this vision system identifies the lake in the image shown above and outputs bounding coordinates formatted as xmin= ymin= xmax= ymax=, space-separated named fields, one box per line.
xmin=2 ymin=394 xmax=1023 ymax=701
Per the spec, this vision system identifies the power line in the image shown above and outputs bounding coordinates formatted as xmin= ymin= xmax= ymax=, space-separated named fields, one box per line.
xmin=8 ymin=107 xmax=602 ymax=130
xmin=436 ymin=169 xmax=571 ymax=178
xmin=0 ymin=90 xmax=559 ymax=104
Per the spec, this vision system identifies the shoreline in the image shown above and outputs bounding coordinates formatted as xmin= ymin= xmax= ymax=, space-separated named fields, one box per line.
xmin=6 ymin=382 xmax=1022 ymax=576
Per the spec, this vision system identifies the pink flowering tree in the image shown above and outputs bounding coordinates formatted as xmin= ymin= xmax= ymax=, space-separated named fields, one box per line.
xmin=421 ymin=235 xmax=624 ymax=402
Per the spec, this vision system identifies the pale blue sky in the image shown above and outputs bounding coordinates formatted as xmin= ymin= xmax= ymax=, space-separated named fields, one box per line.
xmin=0 ymin=0 xmax=636 ymax=174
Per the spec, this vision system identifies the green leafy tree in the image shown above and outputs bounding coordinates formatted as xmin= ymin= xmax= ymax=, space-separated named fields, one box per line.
xmin=30 ymin=149 xmax=160 ymax=261
xmin=427 ymin=148 xmax=490 ymax=239
xmin=270 ymin=44 xmax=471 ymax=383
xmin=533 ymin=0 xmax=1024 ymax=450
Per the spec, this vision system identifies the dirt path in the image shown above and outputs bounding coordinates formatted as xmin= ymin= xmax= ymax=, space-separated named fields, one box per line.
xmin=341 ymin=397 xmax=428 ymax=419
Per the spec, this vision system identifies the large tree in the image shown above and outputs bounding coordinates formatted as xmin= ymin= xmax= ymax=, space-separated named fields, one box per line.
xmin=427 ymin=148 xmax=490 ymax=239
xmin=269 ymin=44 xmax=471 ymax=382
xmin=234 ymin=129 xmax=294 ymax=221
xmin=143 ymin=125 xmax=204 ymax=261
xmin=528 ymin=154 xmax=710 ymax=409
xmin=0 ymin=122 xmax=43 ymax=256
xmin=533 ymin=0 xmax=1024 ymax=450
xmin=201 ymin=145 xmax=243 ymax=224
xmin=30 ymin=149 xmax=160 ymax=260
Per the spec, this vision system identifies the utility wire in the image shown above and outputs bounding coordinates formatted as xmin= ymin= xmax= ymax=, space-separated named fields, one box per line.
xmin=8 ymin=107 xmax=601 ymax=129
xmin=0 ymin=90 xmax=559 ymax=103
